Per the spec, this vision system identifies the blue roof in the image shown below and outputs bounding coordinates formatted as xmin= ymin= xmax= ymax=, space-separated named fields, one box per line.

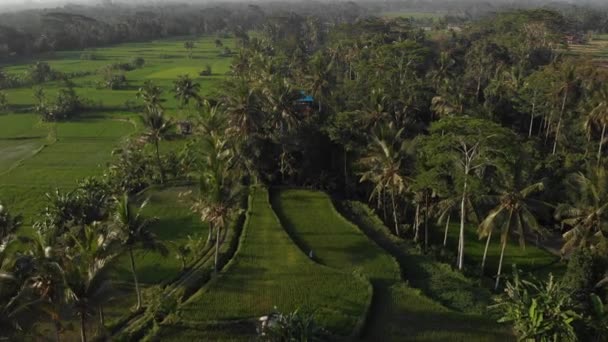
xmin=298 ymin=91 xmax=314 ymax=103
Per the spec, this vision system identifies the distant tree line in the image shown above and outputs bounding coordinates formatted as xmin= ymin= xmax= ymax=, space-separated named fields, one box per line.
xmin=0 ymin=2 xmax=364 ymax=59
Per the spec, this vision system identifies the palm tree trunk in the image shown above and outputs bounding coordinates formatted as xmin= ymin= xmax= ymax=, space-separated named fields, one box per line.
xmin=80 ymin=312 xmax=87 ymax=342
xmin=154 ymin=139 xmax=165 ymax=184
xmin=343 ymin=146 xmax=348 ymax=195
xmin=99 ymin=304 xmax=105 ymax=327
xmin=552 ymin=88 xmax=569 ymax=155
xmin=495 ymin=239 xmax=508 ymax=290
xmin=207 ymin=223 xmax=214 ymax=245
xmin=214 ymin=225 xmax=221 ymax=272
xmin=481 ymin=228 xmax=493 ymax=273
xmin=414 ymin=203 xmax=420 ymax=242
xmin=598 ymin=122 xmax=606 ymax=167
xmin=458 ymin=178 xmax=468 ymax=271
xmin=528 ymin=93 xmax=536 ymax=138
xmin=424 ymin=193 xmax=429 ymax=251
xmin=54 ymin=320 xmax=61 ymax=342
xmin=391 ymin=188 xmax=399 ymax=236
xmin=495 ymin=210 xmax=514 ymax=290
xmin=128 ymin=248 xmax=142 ymax=310
xmin=443 ymin=214 xmax=451 ymax=247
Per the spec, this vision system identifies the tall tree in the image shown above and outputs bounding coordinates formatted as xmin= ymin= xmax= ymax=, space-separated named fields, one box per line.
xmin=113 ymin=194 xmax=168 ymax=310
xmin=478 ymin=181 xmax=546 ymax=289
xmin=419 ymin=117 xmax=516 ymax=270
xmin=64 ymin=225 xmax=119 ymax=342
xmin=585 ymin=85 xmax=608 ymax=167
xmin=140 ymin=105 xmax=174 ymax=184
xmin=173 ymin=74 xmax=201 ymax=108
xmin=359 ymin=124 xmax=408 ymax=236
xmin=556 ymin=166 xmax=608 ymax=255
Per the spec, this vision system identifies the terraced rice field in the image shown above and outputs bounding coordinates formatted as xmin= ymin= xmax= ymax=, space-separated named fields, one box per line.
xmin=272 ymin=189 xmax=513 ymax=341
xmin=0 ymin=36 xmax=234 ymax=221
xmin=172 ymin=187 xmax=371 ymax=338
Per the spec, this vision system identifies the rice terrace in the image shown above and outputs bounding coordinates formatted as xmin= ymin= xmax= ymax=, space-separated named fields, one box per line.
xmin=1 ymin=1 xmax=608 ymax=341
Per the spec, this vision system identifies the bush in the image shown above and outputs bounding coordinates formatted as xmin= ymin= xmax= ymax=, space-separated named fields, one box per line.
xmin=219 ymin=47 xmax=233 ymax=57
xmin=101 ymin=69 xmax=128 ymax=90
xmin=199 ymin=65 xmax=212 ymax=76
xmin=131 ymin=57 xmax=146 ymax=68
xmin=29 ymin=61 xmax=60 ymax=83
xmin=0 ymin=91 xmax=7 ymax=112
xmin=36 ymin=82 xmax=82 ymax=121
xmin=562 ymin=249 xmax=602 ymax=297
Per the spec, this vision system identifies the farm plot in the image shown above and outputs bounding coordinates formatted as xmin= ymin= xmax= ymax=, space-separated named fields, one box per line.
xmin=173 ymin=187 xmax=370 ymax=338
xmin=272 ymin=189 xmax=512 ymax=341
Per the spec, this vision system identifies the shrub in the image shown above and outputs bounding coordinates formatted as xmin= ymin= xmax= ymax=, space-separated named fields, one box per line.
xmin=0 ymin=91 xmax=7 ymax=112
xmin=491 ymin=268 xmax=580 ymax=341
xmin=101 ymin=69 xmax=128 ymax=90
xmin=219 ymin=47 xmax=233 ymax=57
xmin=131 ymin=57 xmax=146 ymax=68
xmin=199 ymin=65 xmax=212 ymax=76
xmin=28 ymin=61 xmax=59 ymax=83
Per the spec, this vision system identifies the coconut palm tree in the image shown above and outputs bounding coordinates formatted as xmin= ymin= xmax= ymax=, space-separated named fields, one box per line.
xmin=137 ymin=81 xmax=164 ymax=113
xmin=12 ymin=222 xmax=69 ymax=342
xmin=141 ymin=105 xmax=174 ymax=184
xmin=224 ymin=79 xmax=262 ymax=140
xmin=173 ymin=74 xmax=201 ymax=108
xmin=113 ymin=194 xmax=168 ymax=310
xmin=63 ymin=225 xmax=120 ymax=342
xmin=556 ymin=166 xmax=608 ymax=255
xmin=585 ymin=86 xmax=608 ymax=167
xmin=359 ymin=124 xmax=407 ymax=236
xmin=478 ymin=181 xmax=546 ymax=289
xmin=551 ymin=63 xmax=579 ymax=155
xmin=191 ymin=133 xmax=242 ymax=272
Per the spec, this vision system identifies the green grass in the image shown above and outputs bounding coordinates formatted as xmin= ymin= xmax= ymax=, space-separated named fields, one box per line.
xmin=272 ymin=189 xmax=512 ymax=341
xmin=174 ymin=187 xmax=370 ymax=337
xmin=271 ymin=189 xmax=400 ymax=283
xmin=442 ymin=222 xmax=561 ymax=277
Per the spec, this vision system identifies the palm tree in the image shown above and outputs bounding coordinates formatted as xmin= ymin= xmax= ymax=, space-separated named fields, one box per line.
xmin=359 ymin=125 xmax=407 ymax=236
xmin=184 ymin=41 xmax=195 ymax=59
xmin=191 ymin=134 xmax=242 ymax=272
xmin=113 ymin=194 xmax=168 ymax=310
xmin=22 ymin=228 xmax=67 ymax=342
xmin=551 ymin=63 xmax=578 ymax=155
xmin=478 ymin=182 xmax=546 ymax=289
xmin=63 ymin=225 xmax=120 ymax=342
xmin=173 ymin=74 xmax=201 ymax=108
xmin=556 ymin=166 xmax=608 ymax=255
xmin=435 ymin=194 xmax=480 ymax=248
xmin=224 ymin=79 xmax=262 ymax=140
xmin=306 ymin=53 xmax=334 ymax=112
xmin=585 ymin=86 xmax=608 ymax=167
xmin=141 ymin=105 xmax=174 ymax=184
xmin=0 ymin=203 xmax=21 ymax=244
xmin=137 ymin=81 xmax=164 ymax=113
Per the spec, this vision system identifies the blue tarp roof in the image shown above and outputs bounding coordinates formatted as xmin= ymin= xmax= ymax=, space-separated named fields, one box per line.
xmin=298 ymin=91 xmax=314 ymax=103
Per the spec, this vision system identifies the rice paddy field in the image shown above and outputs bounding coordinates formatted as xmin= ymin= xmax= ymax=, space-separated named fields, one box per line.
xmin=0 ymin=36 xmax=234 ymax=222
xmin=171 ymin=187 xmax=371 ymax=337
xmin=272 ymin=189 xmax=512 ymax=341
xmin=566 ymin=34 xmax=608 ymax=67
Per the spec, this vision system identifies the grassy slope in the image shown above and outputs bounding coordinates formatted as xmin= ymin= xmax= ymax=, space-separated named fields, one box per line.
xmin=0 ymin=36 xmax=233 ymax=222
xmin=173 ymin=188 xmax=370 ymax=338
xmin=272 ymin=189 xmax=512 ymax=341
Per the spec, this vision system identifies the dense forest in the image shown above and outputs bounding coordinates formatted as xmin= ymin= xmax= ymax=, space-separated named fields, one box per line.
xmin=2 ymin=1 xmax=608 ymax=341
